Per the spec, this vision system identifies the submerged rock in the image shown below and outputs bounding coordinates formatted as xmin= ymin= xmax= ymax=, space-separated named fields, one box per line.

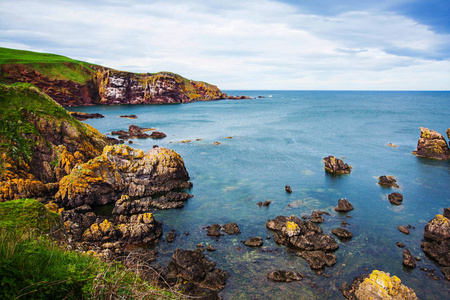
xmin=222 ymin=222 xmax=241 ymax=235
xmin=378 ymin=176 xmax=399 ymax=188
xmin=266 ymin=215 xmax=338 ymax=269
xmin=342 ymin=270 xmax=418 ymax=299
xmin=244 ymin=237 xmax=263 ymax=247
xmin=335 ymin=198 xmax=354 ymax=212
xmin=310 ymin=211 xmax=325 ymax=223
xmin=166 ymin=230 xmax=177 ymax=243
xmin=267 ymin=270 xmax=304 ymax=282
xmin=398 ymin=225 xmax=410 ymax=235
xmin=323 ymin=156 xmax=352 ymax=174
xmin=207 ymin=224 xmax=223 ymax=237
xmin=206 ymin=223 xmax=241 ymax=237
xmin=388 ymin=193 xmax=403 ymax=205
xmin=412 ymin=127 xmax=450 ymax=160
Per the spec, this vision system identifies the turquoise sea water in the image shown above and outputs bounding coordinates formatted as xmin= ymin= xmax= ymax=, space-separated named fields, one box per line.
xmin=72 ymin=91 xmax=450 ymax=299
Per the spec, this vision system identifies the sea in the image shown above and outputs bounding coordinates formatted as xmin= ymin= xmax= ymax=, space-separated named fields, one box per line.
xmin=71 ymin=91 xmax=450 ymax=299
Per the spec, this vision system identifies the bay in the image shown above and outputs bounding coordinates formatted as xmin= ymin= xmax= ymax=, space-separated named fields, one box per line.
xmin=71 ymin=91 xmax=450 ymax=299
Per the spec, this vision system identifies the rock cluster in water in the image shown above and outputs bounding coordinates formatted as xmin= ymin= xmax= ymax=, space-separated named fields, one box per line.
xmin=378 ymin=175 xmax=399 ymax=188
xmin=342 ymin=270 xmax=418 ymax=299
xmin=266 ymin=215 xmax=338 ymax=270
xmin=206 ymin=222 xmax=241 ymax=237
xmin=412 ymin=127 xmax=450 ymax=160
xmin=323 ymin=156 xmax=352 ymax=174
xmin=111 ymin=124 xmax=166 ymax=140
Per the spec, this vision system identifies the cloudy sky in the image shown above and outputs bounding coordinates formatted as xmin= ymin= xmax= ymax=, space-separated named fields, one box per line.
xmin=1 ymin=0 xmax=449 ymax=90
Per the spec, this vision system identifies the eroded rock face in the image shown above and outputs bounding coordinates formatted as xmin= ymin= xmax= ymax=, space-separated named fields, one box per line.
xmin=266 ymin=215 xmax=338 ymax=269
xmin=342 ymin=270 xmax=418 ymax=299
xmin=421 ymin=213 xmax=450 ymax=273
xmin=56 ymin=144 xmax=191 ymax=208
xmin=323 ymin=156 xmax=351 ymax=174
xmin=412 ymin=127 xmax=450 ymax=160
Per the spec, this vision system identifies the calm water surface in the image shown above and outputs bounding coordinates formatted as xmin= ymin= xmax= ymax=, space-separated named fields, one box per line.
xmin=72 ymin=91 xmax=450 ymax=299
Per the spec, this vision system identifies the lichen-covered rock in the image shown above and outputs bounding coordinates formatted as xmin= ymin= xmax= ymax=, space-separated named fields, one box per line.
xmin=412 ymin=127 xmax=450 ymax=160
xmin=117 ymin=213 xmax=162 ymax=245
xmin=267 ymin=215 xmax=338 ymax=269
xmin=267 ymin=270 xmax=304 ymax=282
xmin=378 ymin=176 xmax=399 ymax=188
xmin=82 ymin=219 xmax=117 ymax=243
xmin=344 ymin=270 xmax=419 ymax=300
xmin=335 ymin=198 xmax=354 ymax=212
xmin=56 ymin=144 xmax=191 ymax=208
xmin=112 ymin=192 xmax=192 ymax=214
xmin=421 ymin=213 xmax=450 ymax=270
xmin=323 ymin=156 xmax=351 ymax=174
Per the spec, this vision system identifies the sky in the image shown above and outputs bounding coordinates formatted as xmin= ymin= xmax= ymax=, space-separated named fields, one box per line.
xmin=0 ymin=0 xmax=449 ymax=90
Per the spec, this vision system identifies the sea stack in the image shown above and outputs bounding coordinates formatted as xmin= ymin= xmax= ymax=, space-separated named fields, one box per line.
xmin=412 ymin=127 xmax=450 ymax=160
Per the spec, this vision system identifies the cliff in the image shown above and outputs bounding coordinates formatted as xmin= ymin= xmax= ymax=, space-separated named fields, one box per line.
xmin=0 ymin=47 xmax=226 ymax=106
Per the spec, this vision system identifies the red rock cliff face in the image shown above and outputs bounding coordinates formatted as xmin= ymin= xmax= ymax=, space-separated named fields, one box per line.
xmin=0 ymin=64 xmax=225 ymax=106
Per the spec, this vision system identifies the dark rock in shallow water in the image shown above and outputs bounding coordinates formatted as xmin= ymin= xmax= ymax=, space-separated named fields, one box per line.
xmin=396 ymin=242 xmax=405 ymax=248
xmin=244 ymin=237 xmax=263 ymax=247
xmin=378 ymin=175 xmax=399 ymax=188
xmin=267 ymin=270 xmax=304 ymax=282
xmin=285 ymin=185 xmax=292 ymax=193
xmin=207 ymin=224 xmax=223 ymax=237
xmin=119 ymin=114 xmax=138 ymax=119
xmin=206 ymin=244 xmax=216 ymax=252
xmin=310 ymin=211 xmax=325 ymax=223
xmin=166 ymin=230 xmax=176 ymax=243
xmin=398 ymin=225 xmax=410 ymax=235
xmin=444 ymin=208 xmax=450 ymax=219
xmin=335 ymin=198 xmax=354 ymax=212
xmin=388 ymin=192 xmax=403 ymax=205
xmin=332 ymin=228 xmax=353 ymax=240
xmin=161 ymin=248 xmax=229 ymax=299
xmin=69 ymin=111 xmax=105 ymax=121
xmin=222 ymin=222 xmax=241 ymax=235
xmin=149 ymin=131 xmax=167 ymax=139
xmin=257 ymin=200 xmax=271 ymax=207
xmin=323 ymin=156 xmax=351 ymax=174
xmin=412 ymin=127 xmax=450 ymax=160
xmin=296 ymin=250 xmax=337 ymax=270
xmin=403 ymin=249 xmax=416 ymax=268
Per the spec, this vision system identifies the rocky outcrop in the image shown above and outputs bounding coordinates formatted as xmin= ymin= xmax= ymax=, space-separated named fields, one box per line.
xmin=69 ymin=112 xmax=104 ymax=121
xmin=111 ymin=124 xmax=166 ymax=140
xmin=421 ymin=213 xmax=450 ymax=275
xmin=412 ymin=127 xmax=450 ymax=160
xmin=243 ymin=237 xmax=263 ymax=247
xmin=266 ymin=215 xmax=338 ymax=270
xmin=0 ymin=83 xmax=115 ymax=202
xmin=161 ymin=249 xmax=229 ymax=299
xmin=56 ymin=144 xmax=191 ymax=208
xmin=323 ymin=156 xmax=351 ymax=174
xmin=335 ymin=198 xmax=354 ymax=212
xmin=267 ymin=270 xmax=304 ymax=282
xmin=332 ymin=228 xmax=353 ymax=240
xmin=342 ymin=270 xmax=418 ymax=299
xmin=112 ymin=192 xmax=192 ymax=213
xmin=402 ymin=249 xmax=416 ymax=268
xmin=206 ymin=223 xmax=241 ymax=237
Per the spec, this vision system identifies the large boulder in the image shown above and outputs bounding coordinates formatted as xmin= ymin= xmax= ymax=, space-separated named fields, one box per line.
xmin=56 ymin=144 xmax=191 ymax=208
xmin=323 ymin=156 xmax=351 ymax=174
xmin=266 ymin=215 xmax=338 ymax=270
xmin=421 ymin=212 xmax=450 ymax=273
xmin=412 ymin=127 xmax=450 ymax=160
xmin=341 ymin=270 xmax=418 ymax=299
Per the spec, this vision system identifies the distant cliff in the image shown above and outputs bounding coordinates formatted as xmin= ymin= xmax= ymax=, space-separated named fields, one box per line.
xmin=0 ymin=47 xmax=226 ymax=106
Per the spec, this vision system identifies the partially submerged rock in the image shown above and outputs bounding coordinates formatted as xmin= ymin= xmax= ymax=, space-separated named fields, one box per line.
xmin=69 ymin=112 xmax=105 ymax=121
xmin=296 ymin=250 xmax=337 ymax=270
xmin=267 ymin=270 xmax=304 ymax=282
xmin=243 ymin=237 xmax=263 ymax=247
xmin=388 ymin=193 xmax=403 ymax=205
xmin=398 ymin=225 xmax=410 ymax=235
xmin=403 ymin=249 xmax=416 ymax=268
xmin=341 ymin=270 xmax=418 ymax=299
xmin=421 ymin=213 xmax=450 ymax=275
xmin=119 ymin=114 xmax=138 ymax=119
xmin=412 ymin=127 xmax=450 ymax=160
xmin=335 ymin=198 xmax=354 ymax=212
xmin=332 ymin=228 xmax=353 ymax=240
xmin=222 ymin=222 xmax=241 ymax=235
xmin=323 ymin=156 xmax=351 ymax=174
xmin=206 ymin=223 xmax=241 ymax=237
xmin=166 ymin=230 xmax=176 ymax=243
xmin=266 ymin=215 xmax=338 ymax=270
xmin=378 ymin=176 xmax=399 ymax=188
xmin=285 ymin=185 xmax=292 ymax=193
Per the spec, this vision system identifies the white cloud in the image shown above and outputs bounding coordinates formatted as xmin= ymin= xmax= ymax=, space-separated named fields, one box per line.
xmin=0 ymin=0 xmax=449 ymax=90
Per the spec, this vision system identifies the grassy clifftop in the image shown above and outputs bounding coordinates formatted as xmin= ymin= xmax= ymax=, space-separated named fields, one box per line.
xmin=0 ymin=47 xmax=225 ymax=105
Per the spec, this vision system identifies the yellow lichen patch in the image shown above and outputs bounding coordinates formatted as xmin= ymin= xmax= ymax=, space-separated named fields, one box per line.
xmin=285 ymin=221 xmax=301 ymax=237
xmin=434 ymin=214 xmax=449 ymax=224
xmin=44 ymin=202 xmax=60 ymax=214
xmin=141 ymin=213 xmax=154 ymax=224
xmin=99 ymin=219 xmax=114 ymax=234
xmin=356 ymin=270 xmax=418 ymax=300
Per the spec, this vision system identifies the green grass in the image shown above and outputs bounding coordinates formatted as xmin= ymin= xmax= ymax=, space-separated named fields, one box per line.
xmin=0 ymin=47 xmax=95 ymax=84
xmin=0 ymin=83 xmax=79 ymax=164
xmin=0 ymin=198 xmax=181 ymax=299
